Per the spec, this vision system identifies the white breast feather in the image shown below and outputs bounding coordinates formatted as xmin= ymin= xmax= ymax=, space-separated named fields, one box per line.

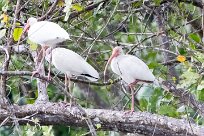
xmin=111 ymin=55 xmax=155 ymax=84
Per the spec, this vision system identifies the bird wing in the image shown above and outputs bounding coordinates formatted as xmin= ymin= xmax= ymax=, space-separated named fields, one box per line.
xmin=28 ymin=21 xmax=70 ymax=45
xmin=114 ymin=55 xmax=155 ymax=84
xmin=51 ymin=48 xmax=99 ymax=81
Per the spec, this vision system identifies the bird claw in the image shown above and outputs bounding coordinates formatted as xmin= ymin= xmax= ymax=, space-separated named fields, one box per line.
xmin=45 ymin=74 xmax=51 ymax=81
xmin=31 ymin=70 xmax=40 ymax=80
xmin=123 ymin=109 xmax=134 ymax=116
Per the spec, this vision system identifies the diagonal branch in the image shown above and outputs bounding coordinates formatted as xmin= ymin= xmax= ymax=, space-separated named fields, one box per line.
xmin=0 ymin=102 xmax=203 ymax=136
xmin=162 ymin=81 xmax=204 ymax=117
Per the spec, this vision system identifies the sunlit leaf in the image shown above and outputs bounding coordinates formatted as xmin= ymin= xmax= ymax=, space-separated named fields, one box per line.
xmin=158 ymin=105 xmax=179 ymax=117
xmin=72 ymin=3 xmax=83 ymax=11
xmin=57 ymin=0 xmax=65 ymax=7
xmin=42 ymin=126 xmax=54 ymax=136
xmin=12 ymin=27 xmax=23 ymax=41
xmin=96 ymin=124 xmax=101 ymax=129
xmin=197 ymin=80 xmax=204 ymax=90
xmin=189 ymin=33 xmax=201 ymax=43
xmin=1 ymin=13 xmax=9 ymax=23
xmin=0 ymin=29 xmax=6 ymax=39
xmin=27 ymin=39 xmax=38 ymax=51
xmin=177 ymin=55 xmax=186 ymax=62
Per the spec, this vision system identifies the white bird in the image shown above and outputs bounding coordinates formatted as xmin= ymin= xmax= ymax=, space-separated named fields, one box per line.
xmin=104 ymin=46 xmax=156 ymax=113
xmin=45 ymin=47 xmax=99 ymax=82
xmin=23 ymin=17 xmax=71 ymax=78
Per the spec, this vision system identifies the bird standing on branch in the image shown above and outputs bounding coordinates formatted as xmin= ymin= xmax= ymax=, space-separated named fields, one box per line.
xmin=104 ymin=46 xmax=157 ymax=113
xmin=23 ymin=17 xmax=71 ymax=79
xmin=45 ymin=47 xmax=99 ymax=102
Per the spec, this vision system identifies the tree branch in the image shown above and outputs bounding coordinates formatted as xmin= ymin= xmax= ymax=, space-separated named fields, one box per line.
xmin=0 ymin=70 xmax=120 ymax=86
xmin=0 ymin=102 xmax=203 ymax=136
xmin=162 ymin=81 xmax=204 ymax=118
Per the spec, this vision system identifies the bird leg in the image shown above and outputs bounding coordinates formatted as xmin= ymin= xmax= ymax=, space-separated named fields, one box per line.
xmin=31 ymin=46 xmax=50 ymax=80
xmin=64 ymin=74 xmax=68 ymax=102
xmin=64 ymin=74 xmax=74 ymax=106
xmin=130 ymin=84 xmax=135 ymax=113
xmin=47 ymin=48 xmax=52 ymax=81
xmin=124 ymin=81 xmax=138 ymax=115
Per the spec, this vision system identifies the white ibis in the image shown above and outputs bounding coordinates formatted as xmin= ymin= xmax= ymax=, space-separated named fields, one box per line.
xmin=104 ymin=46 xmax=156 ymax=113
xmin=45 ymin=47 xmax=99 ymax=84
xmin=23 ymin=17 xmax=71 ymax=78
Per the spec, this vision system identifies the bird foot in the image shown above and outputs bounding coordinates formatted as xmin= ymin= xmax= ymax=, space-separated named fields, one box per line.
xmin=45 ymin=75 xmax=51 ymax=81
xmin=123 ymin=109 xmax=134 ymax=116
xmin=31 ymin=70 xmax=40 ymax=80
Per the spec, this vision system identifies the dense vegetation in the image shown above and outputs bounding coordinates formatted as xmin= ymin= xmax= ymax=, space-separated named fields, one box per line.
xmin=0 ymin=0 xmax=204 ymax=135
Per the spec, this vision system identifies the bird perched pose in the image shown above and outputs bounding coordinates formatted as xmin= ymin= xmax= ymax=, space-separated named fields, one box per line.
xmin=45 ymin=47 xmax=99 ymax=81
xmin=45 ymin=47 xmax=99 ymax=101
xmin=104 ymin=46 xmax=157 ymax=113
xmin=45 ymin=48 xmax=99 ymax=102
xmin=23 ymin=17 xmax=71 ymax=78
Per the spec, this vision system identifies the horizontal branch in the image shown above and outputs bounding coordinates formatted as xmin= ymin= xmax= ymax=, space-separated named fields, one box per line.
xmin=0 ymin=102 xmax=204 ymax=135
xmin=0 ymin=70 xmax=120 ymax=86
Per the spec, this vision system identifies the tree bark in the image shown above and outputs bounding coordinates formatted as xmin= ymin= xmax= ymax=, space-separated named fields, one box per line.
xmin=0 ymin=102 xmax=203 ymax=136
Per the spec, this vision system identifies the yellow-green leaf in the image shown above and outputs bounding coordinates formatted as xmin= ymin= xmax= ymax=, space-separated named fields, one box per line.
xmin=12 ymin=27 xmax=23 ymax=41
xmin=96 ymin=123 xmax=101 ymax=129
xmin=1 ymin=13 xmax=9 ymax=23
xmin=27 ymin=39 xmax=38 ymax=51
xmin=57 ymin=0 xmax=65 ymax=7
xmin=72 ymin=3 xmax=83 ymax=11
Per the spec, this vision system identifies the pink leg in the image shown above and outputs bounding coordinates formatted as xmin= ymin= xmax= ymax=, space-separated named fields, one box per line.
xmin=31 ymin=47 xmax=44 ymax=79
xmin=130 ymin=85 xmax=135 ymax=113
xmin=124 ymin=82 xmax=138 ymax=115
xmin=31 ymin=46 xmax=50 ymax=80
xmin=47 ymin=48 xmax=52 ymax=80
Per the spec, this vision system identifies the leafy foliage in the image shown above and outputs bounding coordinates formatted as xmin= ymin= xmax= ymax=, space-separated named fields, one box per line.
xmin=0 ymin=0 xmax=204 ymax=135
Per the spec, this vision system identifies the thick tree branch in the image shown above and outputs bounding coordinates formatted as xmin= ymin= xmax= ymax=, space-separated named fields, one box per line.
xmin=0 ymin=102 xmax=203 ymax=136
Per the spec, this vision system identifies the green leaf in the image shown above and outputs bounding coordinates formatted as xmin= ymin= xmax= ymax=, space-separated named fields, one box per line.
xmin=139 ymin=98 xmax=148 ymax=111
xmin=189 ymin=33 xmax=201 ymax=43
xmin=96 ymin=124 xmax=101 ymax=129
xmin=72 ymin=3 xmax=83 ymax=11
xmin=178 ymin=70 xmax=200 ymax=88
xmin=197 ymin=80 xmax=204 ymax=90
xmin=0 ymin=28 xmax=6 ymax=39
xmin=27 ymin=39 xmax=38 ymax=51
xmin=158 ymin=105 xmax=179 ymax=117
xmin=12 ymin=27 xmax=23 ymax=41
xmin=198 ymin=89 xmax=204 ymax=101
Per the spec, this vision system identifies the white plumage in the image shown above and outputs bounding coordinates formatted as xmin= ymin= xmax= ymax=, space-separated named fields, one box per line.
xmin=111 ymin=55 xmax=155 ymax=84
xmin=105 ymin=46 xmax=155 ymax=85
xmin=104 ymin=46 xmax=156 ymax=113
xmin=25 ymin=17 xmax=70 ymax=46
xmin=46 ymin=48 xmax=99 ymax=81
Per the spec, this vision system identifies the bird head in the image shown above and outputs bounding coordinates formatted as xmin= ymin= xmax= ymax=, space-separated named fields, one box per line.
xmin=104 ymin=46 xmax=123 ymax=81
xmin=23 ymin=17 xmax=37 ymax=33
